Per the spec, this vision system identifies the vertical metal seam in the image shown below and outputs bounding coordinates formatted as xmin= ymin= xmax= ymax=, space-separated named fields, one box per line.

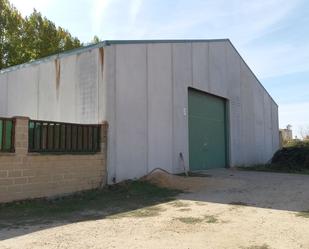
xmin=37 ymin=66 xmax=40 ymax=119
xmin=97 ymin=48 xmax=100 ymax=123
xmin=224 ymin=42 xmax=231 ymax=167
xmin=270 ymin=100 xmax=274 ymax=152
xmin=238 ymin=45 xmax=242 ymax=165
xmin=113 ymin=45 xmax=117 ymax=181
xmin=5 ymin=74 xmax=8 ymax=115
xmin=190 ymin=42 xmax=194 ymax=87
xmin=188 ymin=42 xmax=194 ymax=171
xmin=171 ymin=43 xmax=175 ymax=173
xmin=207 ymin=43 xmax=210 ymax=92
xmin=145 ymin=44 xmax=149 ymax=174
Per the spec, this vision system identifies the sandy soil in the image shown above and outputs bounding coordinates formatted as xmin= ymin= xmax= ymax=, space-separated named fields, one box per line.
xmin=1 ymin=169 xmax=309 ymax=249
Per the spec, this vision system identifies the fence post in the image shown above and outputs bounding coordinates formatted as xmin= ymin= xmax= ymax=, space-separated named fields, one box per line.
xmin=100 ymin=121 xmax=108 ymax=188
xmin=13 ymin=116 xmax=29 ymax=155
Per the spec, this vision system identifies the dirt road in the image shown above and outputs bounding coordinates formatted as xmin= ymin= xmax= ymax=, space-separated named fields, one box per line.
xmin=1 ymin=169 xmax=309 ymax=249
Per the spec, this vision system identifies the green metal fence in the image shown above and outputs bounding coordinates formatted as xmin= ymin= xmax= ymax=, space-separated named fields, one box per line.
xmin=0 ymin=118 xmax=15 ymax=152
xmin=28 ymin=120 xmax=101 ymax=154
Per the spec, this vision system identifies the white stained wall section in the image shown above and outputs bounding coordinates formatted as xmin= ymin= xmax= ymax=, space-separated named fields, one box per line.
xmin=0 ymin=49 xmax=100 ymax=124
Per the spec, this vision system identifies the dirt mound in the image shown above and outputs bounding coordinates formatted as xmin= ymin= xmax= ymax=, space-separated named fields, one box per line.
xmin=142 ymin=169 xmax=208 ymax=192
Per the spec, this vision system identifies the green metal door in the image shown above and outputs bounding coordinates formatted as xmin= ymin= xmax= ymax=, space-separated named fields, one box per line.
xmin=188 ymin=89 xmax=227 ymax=170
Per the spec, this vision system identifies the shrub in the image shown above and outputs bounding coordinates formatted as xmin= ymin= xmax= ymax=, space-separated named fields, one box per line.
xmin=271 ymin=141 xmax=309 ymax=171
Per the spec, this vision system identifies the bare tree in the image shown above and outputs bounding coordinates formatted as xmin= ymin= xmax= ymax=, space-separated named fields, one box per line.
xmin=299 ymin=126 xmax=309 ymax=140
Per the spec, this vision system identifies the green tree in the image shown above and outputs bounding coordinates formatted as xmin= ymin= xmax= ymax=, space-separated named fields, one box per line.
xmin=0 ymin=0 xmax=24 ymax=68
xmin=0 ymin=0 xmax=82 ymax=70
xmin=91 ymin=35 xmax=101 ymax=44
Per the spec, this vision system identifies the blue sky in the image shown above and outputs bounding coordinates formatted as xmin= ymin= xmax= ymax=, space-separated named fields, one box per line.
xmin=10 ymin=0 xmax=309 ymax=137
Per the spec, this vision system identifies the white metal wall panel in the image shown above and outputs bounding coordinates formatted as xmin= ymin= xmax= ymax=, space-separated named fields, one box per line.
xmin=226 ymin=42 xmax=242 ymax=166
xmin=172 ymin=43 xmax=192 ymax=173
xmin=147 ymin=43 xmax=173 ymax=173
xmin=272 ymin=103 xmax=280 ymax=154
xmin=58 ymin=55 xmax=78 ymax=123
xmin=37 ymin=60 xmax=58 ymax=121
xmin=263 ymin=92 xmax=273 ymax=162
xmin=103 ymin=46 xmax=117 ymax=183
xmin=209 ymin=42 xmax=227 ymax=98
xmin=76 ymin=49 xmax=99 ymax=123
xmin=0 ymin=73 xmax=8 ymax=116
xmin=7 ymin=66 xmax=38 ymax=118
xmin=192 ymin=42 xmax=210 ymax=92
xmin=240 ymin=61 xmax=256 ymax=165
xmin=115 ymin=44 xmax=148 ymax=181
xmin=253 ymin=81 xmax=266 ymax=164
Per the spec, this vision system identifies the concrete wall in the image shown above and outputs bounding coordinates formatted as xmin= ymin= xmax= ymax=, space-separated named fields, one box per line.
xmin=0 ymin=117 xmax=107 ymax=203
xmin=104 ymin=40 xmax=279 ymax=182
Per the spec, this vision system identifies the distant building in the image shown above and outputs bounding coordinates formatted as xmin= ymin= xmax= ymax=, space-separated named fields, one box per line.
xmin=280 ymin=125 xmax=293 ymax=143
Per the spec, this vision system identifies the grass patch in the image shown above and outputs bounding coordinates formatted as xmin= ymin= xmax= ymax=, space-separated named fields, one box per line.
xmin=229 ymin=201 xmax=249 ymax=206
xmin=243 ymin=244 xmax=271 ymax=249
xmin=296 ymin=210 xmax=309 ymax=218
xmin=204 ymin=215 xmax=218 ymax=223
xmin=178 ymin=208 xmax=192 ymax=212
xmin=175 ymin=217 xmax=203 ymax=224
xmin=108 ymin=206 xmax=165 ymax=219
xmin=177 ymin=172 xmax=212 ymax=177
xmin=238 ymin=164 xmax=309 ymax=175
xmin=168 ymin=200 xmax=190 ymax=208
xmin=0 ymin=180 xmax=181 ymax=229
xmin=195 ymin=201 xmax=207 ymax=206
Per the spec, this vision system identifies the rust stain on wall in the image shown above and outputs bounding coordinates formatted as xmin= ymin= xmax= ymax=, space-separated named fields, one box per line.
xmin=55 ymin=59 xmax=61 ymax=99
xmin=99 ymin=47 xmax=104 ymax=75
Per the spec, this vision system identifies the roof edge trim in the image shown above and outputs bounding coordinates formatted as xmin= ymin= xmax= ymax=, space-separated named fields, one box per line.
xmin=0 ymin=39 xmax=228 ymax=74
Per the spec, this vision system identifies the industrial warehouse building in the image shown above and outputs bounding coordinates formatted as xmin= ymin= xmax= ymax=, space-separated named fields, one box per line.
xmin=0 ymin=39 xmax=279 ymax=183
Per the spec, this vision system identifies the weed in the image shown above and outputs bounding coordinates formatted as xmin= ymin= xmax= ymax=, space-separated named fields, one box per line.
xmin=296 ymin=210 xmax=309 ymax=218
xmin=243 ymin=244 xmax=271 ymax=249
xmin=174 ymin=217 xmax=203 ymax=224
xmin=204 ymin=215 xmax=218 ymax=223
xmin=229 ymin=201 xmax=249 ymax=206
xmin=178 ymin=208 xmax=192 ymax=212
xmin=177 ymin=172 xmax=212 ymax=177
xmin=195 ymin=201 xmax=207 ymax=206
xmin=169 ymin=200 xmax=190 ymax=208
xmin=108 ymin=206 xmax=165 ymax=219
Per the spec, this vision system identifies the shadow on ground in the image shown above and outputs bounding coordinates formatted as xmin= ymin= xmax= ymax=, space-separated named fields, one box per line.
xmin=0 ymin=181 xmax=180 ymax=241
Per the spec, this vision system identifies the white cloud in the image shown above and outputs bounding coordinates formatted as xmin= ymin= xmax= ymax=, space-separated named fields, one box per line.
xmin=129 ymin=0 xmax=143 ymax=25
xmin=131 ymin=0 xmax=300 ymax=42
xmin=91 ymin=0 xmax=114 ymax=36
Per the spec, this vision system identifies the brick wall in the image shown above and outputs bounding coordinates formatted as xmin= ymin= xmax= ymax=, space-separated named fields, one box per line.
xmin=0 ymin=117 xmax=107 ymax=203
